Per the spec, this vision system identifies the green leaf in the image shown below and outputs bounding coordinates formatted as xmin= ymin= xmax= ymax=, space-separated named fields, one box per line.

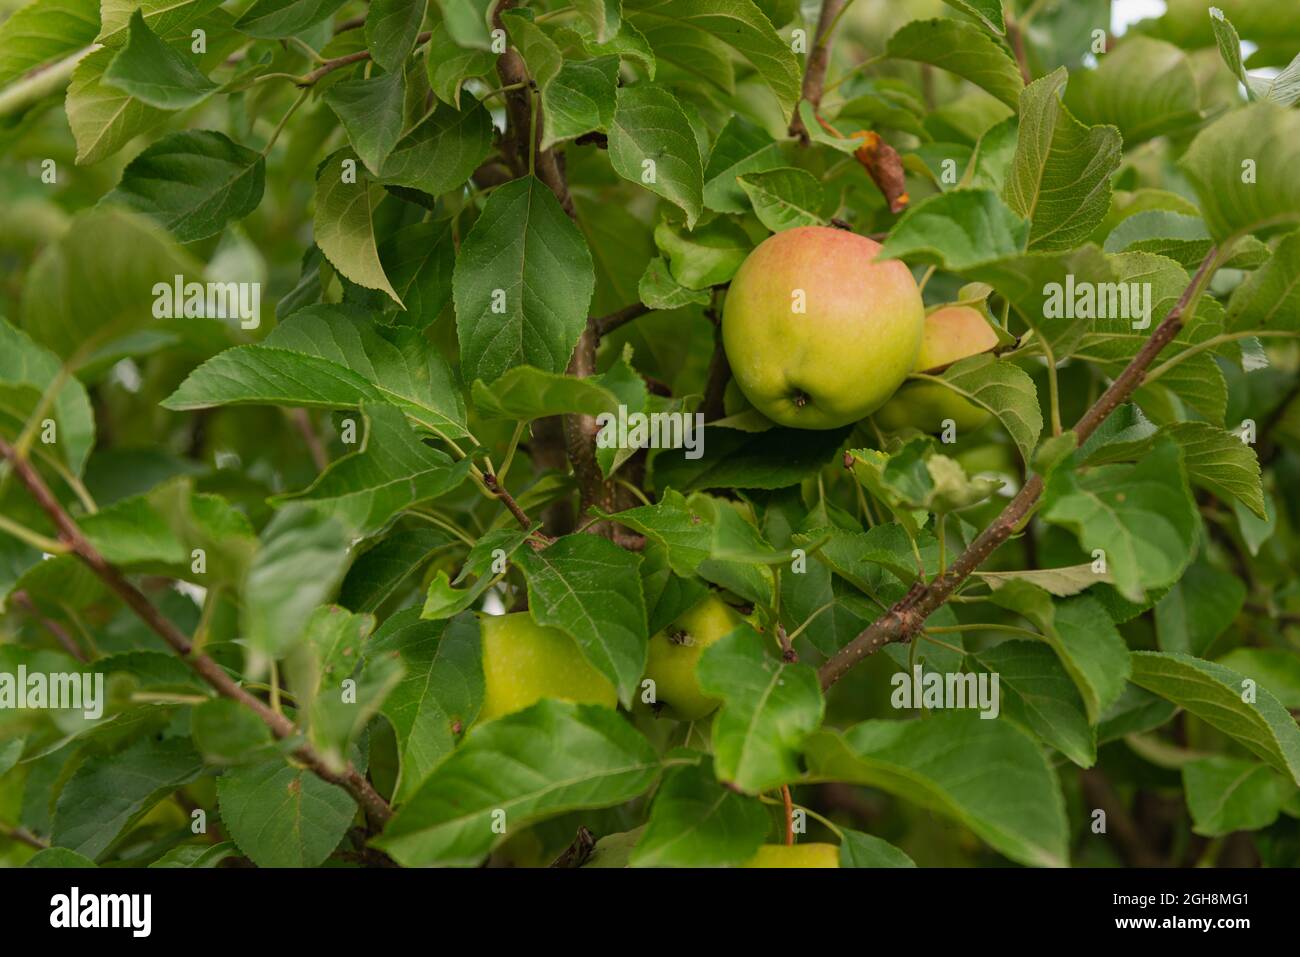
xmin=421 ymin=527 xmax=533 ymax=620
xmin=22 ymin=207 xmax=199 ymax=364
xmin=471 ymin=365 xmax=619 ymax=421
xmin=738 ymin=168 xmax=825 ymax=232
xmin=243 ymin=505 xmax=353 ymax=657
xmin=975 ymin=563 xmax=1109 ymax=597
xmin=1179 ymin=102 xmax=1300 ymax=242
xmin=876 ymin=189 xmax=1029 ymax=272
xmin=192 ymin=698 xmax=275 ymax=764
xmin=805 ymin=713 xmax=1069 ymax=867
xmin=453 ymin=175 xmax=596 ymax=385
xmin=164 ymin=304 xmax=468 ymax=439
xmin=98 ymin=0 xmax=223 ymax=46
xmin=425 ymin=20 xmax=494 ymax=107
xmin=370 ymin=610 xmax=483 ymax=802
xmin=366 ymin=0 xmax=426 ymax=72
xmin=339 ymin=528 xmax=450 ymax=613
xmin=625 ymin=0 xmax=800 ymax=118
xmin=940 ymin=0 xmax=1005 ymax=35
xmin=1063 ymin=37 xmax=1201 ymax=143
xmin=653 ymin=217 xmax=751 ymax=289
xmin=515 ymin=534 xmax=648 ymax=706
xmin=1041 ymin=438 xmax=1199 ymax=602
xmin=25 ymin=848 xmax=98 ymax=867
xmin=886 ymin=18 xmax=1024 ymax=108
xmin=915 ymin=353 xmax=1042 ymax=464
xmin=271 ymin=401 xmax=471 ymax=535
xmin=839 ymin=829 xmax=917 ymax=867
xmin=542 ymin=56 xmax=619 ymax=149
xmin=1004 ymin=68 xmax=1122 ymax=251
xmin=375 ymin=700 xmax=659 ymax=867
xmin=968 ymin=640 xmax=1096 ymax=767
xmin=987 ymin=583 xmax=1130 ymax=724
xmin=371 ymin=220 xmax=457 ymax=329
xmin=696 ymin=625 xmax=824 ymax=793
xmin=149 ymin=842 xmax=239 ymax=867
xmin=234 ymin=0 xmax=349 ymax=38
xmin=1208 ymin=6 xmax=1257 ymax=102
xmin=703 ymin=114 xmax=785 ymax=214
xmin=1215 ymin=649 xmax=1300 ymax=710
xmin=609 ymin=84 xmax=705 ymax=228
xmin=630 ymin=758 xmax=768 ymax=867
xmin=217 ymin=759 xmax=357 ymax=867
xmin=1226 ymin=229 xmax=1300 ymax=334
xmin=323 ymin=69 xmax=406 ymax=174
xmin=103 ymin=10 xmax=216 ymax=110
xmin=653 ymin=425 xmax=850 ymax=492
xmin=1130 ymin=651 xmax=1300 ymax=786
xmin=52 ymin=738 xmax=203 ymax=860
xmin=103 ymin=130 xmax=264 ymax=242
xmin=314 ymin=150 xmax=402 ymax=305
xmin=638 ymin=256 xmax=710 ymax=309
xmin=67 ymin=45 xmax=169 ymax=165
xmin=574 ymin=0 xmax=621 ymax=40
xmin=0 ymin=0 xmax=98 ymax=86
xmin=1182 ymin=757 xmax=1289 ymax=836
xmin=0 ymin=319 xmax=94 ymax=475
xmin=376 ymin=97 xmax=494 ymax=195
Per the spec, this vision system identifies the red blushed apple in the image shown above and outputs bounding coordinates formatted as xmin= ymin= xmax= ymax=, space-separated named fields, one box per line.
xmin=721 ymin=226 xmax=924 ymax=430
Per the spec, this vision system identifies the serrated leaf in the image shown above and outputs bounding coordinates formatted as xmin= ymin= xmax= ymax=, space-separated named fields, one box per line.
xmin=0 ymin=0 xmax=98 ymax=86
xmin=805 ymin=713 xmax=1069 ymax=867
xmin=653 ymin=217 xmax=751 ymax=289
xmin=638 ymin=256 xmax=709 ymax=309
xmin=471 ymin=365 xmax=619 ymax=421
xmin=630 ymin=758 xmax=768 ymax=867
xmin=339 ymin=528 xmax=450 ymax=613
xmin=968 ymin=640 xmax=1096 ymax=768
xmin=234 ymin=0 xmax=348 ymax=38
xmin=703 ymin=114 xmax=785 ymax=213
xmin=738 ymin=167 xmax=825 ymax=232
xmin=1155 ymin=560 xmax=1246 ymax=657
xmin=375 ymin=700 xmax=659 ymax=866
xmin=515 ymin=534 xmax=647 ymax=705
xmin=1063 ymin=37 xmax=1201 ymax=143
xmin=653 ymin=425 xmax=850 ymax=492
xmin=976 ymin=563 xmax=1109 ymax=597
xmin=876 ymin=189 xmax=1029 ymax=272
xmin=103 ymin=130 xmax=264 ymax=242
xmin=366 ymin=0 xmax=426 ymax=71
xmin=839 ymin=829 xmax=917 ymax=867
xmin=217 ymin=759 xmax=356 ymax=867
xmin=314 ymin=150 xmax=401 ymax=305
xmin=886 ymin=18 xmax=1023 ymax=108
xmin=1226 ymin=229 xmax=1300 ymax=334
xmin=609 ymin=84 xmax=704 ymax=227
xmin=696 ymin=625 xmax=824 ymax=793
xmin=97 ymin=0 xmax=222 ymax=46
xmin=421 ymin=527 xmax=533 ymax=619
xmin=1183 ymin=757 xmax=1289 ymax=837
xmin=1130 ymin=651 xmax=1300 ymax=786
xmin=67 ymin=45 xmax=169 ymax=164
xmin=453 ymin=175 xmax=595 ymax=384
xmin=370 ymin=610 xmax=483 ymax=802
xmin=940 ymin=0 xmax=1005 ymax=35
xmin=323 ymin=69 xmax=406 ymax=174
xmin=271 ymin=401 xmax=471 ymax=535
xmin=1004 ymin=68 xmax=1121 ymax=251
xmin=376 ymin=97 xmax=494 ymax=195
xmin=1208 ymin=6 xmax=1256 ymax=102
xmin=1215 ymin=649 xmax=1300 ymax=710
xmin=52 ymin=738 xmax=203 ymax=860
xmin=0 ymin=319 xmax=94 ymax=475
xmin=103 ymin=10 xmax=216 ymax=110
xmin=425 ymin=20 xmax=494 ymax=107
xmin=914 ymin=353 xmax=1042 ymax=464
xmin=1179 ymin=102 xmax=1300 ymax=242
xmin=243 ymin=505 xmax=353 ymax=657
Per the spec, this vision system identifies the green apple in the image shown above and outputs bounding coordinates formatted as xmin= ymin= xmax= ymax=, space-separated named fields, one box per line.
xmin=743 ymin=843 xmax=840 ymax=868
xmin=477 ymin=612 xmax=617 ymax=722
xmin=875 ymin=304 xmax=1000 ymax=434
xmin=722 ymin=226 xmax=925 ymax=430
xmin=643 ymin=593 xmax=743 ymax=720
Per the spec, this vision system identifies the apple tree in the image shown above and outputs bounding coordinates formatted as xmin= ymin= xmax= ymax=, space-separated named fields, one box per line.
xmin=0 ymin=0 xmax=1299 ymax=869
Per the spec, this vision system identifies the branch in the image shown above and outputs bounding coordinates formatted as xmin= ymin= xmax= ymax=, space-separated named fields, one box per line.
xmin=10 ymin=590 xmax=87 ymax=662
xmin=0 ymin=438 xmax=393 ymax=824
xmin=592 ymin=303 xmax=651 ymax=339
xmin=0 ymin=46 xmax=94 ymax=119
xmin=789 ymin=0 xmax=848 ymax=142
xmin=0 ymin=822 xmax=48 ymax=851
xmin=296 ymin=33 xmax=431 ymax=86
xmin=818 ymin=246 xmax=1222 ymax=689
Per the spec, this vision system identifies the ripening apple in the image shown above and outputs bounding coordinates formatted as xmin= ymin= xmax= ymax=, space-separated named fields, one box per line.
xmin=743 ymin=843 xmax=840 ymax=868
xmin=477 ymin=612 xmax=617 ymax=722
xmin=722 ymin=226 xmax=925 ymax=430
xmin=643 ymin=593 xmax=743 ymax=720
xmin=874 ymin=305 xmax=1000 ymax=434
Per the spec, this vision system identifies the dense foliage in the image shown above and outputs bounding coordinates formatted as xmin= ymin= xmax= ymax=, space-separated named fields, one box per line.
xmin=1 ymin=0 xmax=1299 ymax=869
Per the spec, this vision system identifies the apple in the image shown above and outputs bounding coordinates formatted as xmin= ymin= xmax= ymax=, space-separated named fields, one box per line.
xmin=874 ymin=305 xmax=999 ymax=434
xmin=643 ymin=593 xmax=743 ymax=720
xmin=721 ymin=226 xmax=925 ymax=430
xmin=743 ymin=843 xmax=840 ymax=868
xmin=477 ymin=612 xmax=617 ymax=722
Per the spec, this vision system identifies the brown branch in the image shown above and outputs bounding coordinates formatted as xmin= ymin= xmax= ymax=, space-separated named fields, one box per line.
xmin=818 ymin=246 xmax=1221 ymax=689
xmin=0 ymin=437 xmax=393 ymax=825
xmin=10 ymin=590 xmax=87 ymax=662
xmin=0 ymin=822 xmax=48 ymax=850
xmin=789 ymin=0 xmax=848 ymax=142
xmin=288 ymin=408 xmax=329 ymax=471
xmin=781 ymin=785 xmax=795 ymax=845
xmin=593 ymin=303 xmax=651 ymax=339
xmin=1004 ymin=16 xmax=1032 ymax=85
xmin=297 ymin=33 xmax=431 ymax=86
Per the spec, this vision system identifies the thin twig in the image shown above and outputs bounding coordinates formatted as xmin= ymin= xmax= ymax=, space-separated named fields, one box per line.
xmin=789 ymin=0 xmax=849 ymax=142
xmin=0 ymin=437 xmax=393 ymax=824
xmin=10 ymin=591 xmax=87 ymax=662
xmin=818 ymin=246 xmax=1223 ymax=689
xmin=0 ymin=822 xmax=48 ymax=850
